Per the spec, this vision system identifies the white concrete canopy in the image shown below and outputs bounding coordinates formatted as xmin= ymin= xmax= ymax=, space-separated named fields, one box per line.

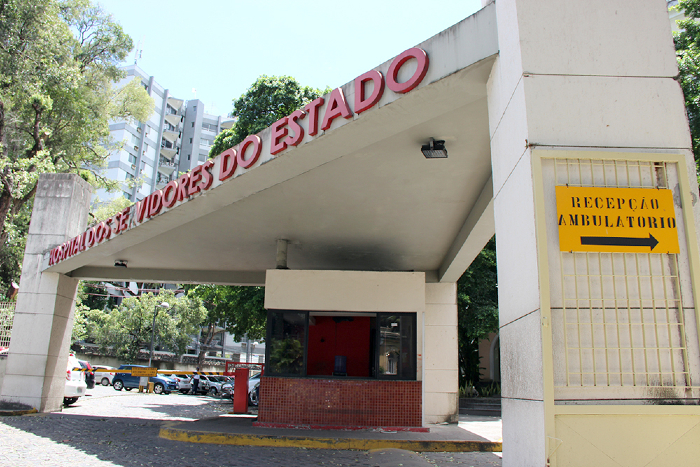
xmin=44 ymin=6 xmax=499 ymax=285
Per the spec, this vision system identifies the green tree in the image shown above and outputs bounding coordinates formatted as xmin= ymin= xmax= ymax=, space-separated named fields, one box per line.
xmin=675 ymin=0 xmax=700 ymax=175
xmin=0 ymin=0 xmax=153 ymax=253
xmin=0 ymin=200 xmax=29 ymax=299
xmin=190 ymin=75 xmax=327 ymax=354
xmin=91 ymin=291 xmax=206 ymax=362
xmin=209 ymin=75 xmax=329 ymax=157
xmin=186 ymin=285 xmax=266 ymax=365
xmin=90 ymin=195 xmax=133 ymax=223
xmin=457 ymin=236 xmax=499 ymax=386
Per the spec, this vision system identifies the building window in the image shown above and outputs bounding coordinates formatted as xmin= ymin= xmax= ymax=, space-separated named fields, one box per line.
xmin=128 ymin=154 xmax=136 ymax=164
xmin=123 ymin=191 xmax=132 ymax=199
xmin=192 ymin=122 xmax=195 ymax=127
xmin=377 ymin=314 xmax=415 ymax=379
xmin=267 ymin=312 xmax=306 ymax=376
xmin=187 ymin=154 xmax=190 ymax=161
xmin=125 ymin=173 xmax=134 ymax=180
xmin=265 ymin=311 xmax=417 ymax=380
xmin=190 ymin=138 xmax=193 ymax=144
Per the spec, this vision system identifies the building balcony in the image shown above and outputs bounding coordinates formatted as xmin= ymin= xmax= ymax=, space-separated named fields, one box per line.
xmin=160 ymin=146 xmax=177 ymax=160
xmin=220 ymin=118 xmax=236 ymax=130
xmin=158 ymin=159 xmax=177 ymax=175
xmin=162 ymin=128 xmax=180 ymax=144
xmin=163 ymin=113 xmax=182 ymax=128
xmin=167 ymin=97 xmax=184 ymax=111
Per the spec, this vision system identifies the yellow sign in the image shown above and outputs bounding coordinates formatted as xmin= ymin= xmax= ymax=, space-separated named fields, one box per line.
xmin=131 ymin=367 xmax=157 ymax=377
xmin=556 ymin=186 xmax=679 ymax=253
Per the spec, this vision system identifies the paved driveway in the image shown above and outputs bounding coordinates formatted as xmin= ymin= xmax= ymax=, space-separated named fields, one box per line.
xmin=0 ymin=385 xmax=502 ymax=466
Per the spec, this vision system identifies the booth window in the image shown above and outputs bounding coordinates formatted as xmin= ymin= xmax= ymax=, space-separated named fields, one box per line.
xmin=377 ymin=314 xmax=415 ymax=379
xmin=265 ymin=311 xmax=416 ymax=380
xmin=267 ymin=312 xmax=306 ymax=376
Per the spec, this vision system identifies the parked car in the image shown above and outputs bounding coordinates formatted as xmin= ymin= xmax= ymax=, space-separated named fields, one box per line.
xmin=220 ymin=379 xmax=234 ymax=399
xmin=65 ymin=354 xmax=87 ymax=406
xmin=248 ymin=373 xmax=261 ymax=406
xmin=78 ymin=360 xmax=95 ymax=389
xmin=111 ymin=365 xmax=177 ymax=394
xmin=199 ymin=375 xmax=225 ymax=396
xmin=94 ymin=366 xmax=117 ymax=386
xmin=169 ymin=374 xmax=191 ymax=394
xmin=219 ymin=373 xmax=260 ymax=404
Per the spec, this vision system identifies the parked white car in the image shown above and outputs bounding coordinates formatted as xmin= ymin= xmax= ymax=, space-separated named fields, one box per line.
xmin=64 ymin=354 xmax=87 ymax=406
xmin=94 ymin=366 xmax=117 ymax=386
xmin=169 ymin=374 xmax=192 ymax=394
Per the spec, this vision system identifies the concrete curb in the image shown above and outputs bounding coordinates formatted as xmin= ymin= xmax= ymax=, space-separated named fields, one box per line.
xmin=0 ymin=408 xmax=38 ymax=416
xmin=158 ymin=426 xmax=503 ymax=452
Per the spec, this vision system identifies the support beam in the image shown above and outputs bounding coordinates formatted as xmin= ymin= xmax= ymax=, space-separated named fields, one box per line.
xmin=438 ymin=177 xmax=494 ymax=282
xmin=68 ymin=266 xmax=267 ymax=287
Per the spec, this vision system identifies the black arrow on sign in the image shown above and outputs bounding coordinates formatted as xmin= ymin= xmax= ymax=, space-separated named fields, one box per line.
xmin=580 ymin=233 xmax=659 ymax=251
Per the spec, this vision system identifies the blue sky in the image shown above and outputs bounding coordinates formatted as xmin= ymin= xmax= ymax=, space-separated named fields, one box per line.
xmin=99 ymin=0 xmax=484 ymax=117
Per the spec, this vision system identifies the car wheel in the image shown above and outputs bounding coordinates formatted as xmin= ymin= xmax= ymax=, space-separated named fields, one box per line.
xmin=249 ymin=387 xmax=259 ymax=406
xmin=208 ymin=387 xmax=217 ymax=396
xmin=63 ymin=397 xmax=78 ymax=406
xmin=113 ymin=380 xmax=123 ymax=391
xmin=100 ymin=378 xmax=110 ymax=386
xmin=153 ymin=383 xmax=164 ymax=394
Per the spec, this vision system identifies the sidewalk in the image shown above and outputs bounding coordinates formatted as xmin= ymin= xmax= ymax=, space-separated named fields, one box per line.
xmin=159 ymin=413 xmax=503 ymax=453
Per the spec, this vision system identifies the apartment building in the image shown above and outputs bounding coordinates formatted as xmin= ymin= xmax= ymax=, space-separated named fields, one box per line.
xmin=95 ymin=65 xmax=234 ymax=203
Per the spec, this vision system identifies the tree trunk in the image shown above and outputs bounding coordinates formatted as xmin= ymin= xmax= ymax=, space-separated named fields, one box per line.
xmin=197 ymin=322 xmax=215 ymax=366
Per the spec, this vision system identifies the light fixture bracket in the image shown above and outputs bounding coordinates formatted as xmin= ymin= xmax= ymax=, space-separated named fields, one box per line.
xmin=421 ymin=139 xmax=448 ymax=158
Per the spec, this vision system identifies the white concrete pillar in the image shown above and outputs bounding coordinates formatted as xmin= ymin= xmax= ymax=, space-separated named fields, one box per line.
xmin=488 ymin=0 xmax=700 ymax=465
xmin=423 ymin=282 xmax=459 ymax=424
xmin=0 ymin=174 xmax=92 ymax=412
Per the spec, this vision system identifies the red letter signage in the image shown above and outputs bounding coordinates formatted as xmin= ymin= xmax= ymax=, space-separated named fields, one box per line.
xmin=386 ymin=47 xmax=429 ymax=94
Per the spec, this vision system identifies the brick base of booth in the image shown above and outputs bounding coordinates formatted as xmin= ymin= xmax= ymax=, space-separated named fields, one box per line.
xmin=256 ymin=377 xmax=422 ymax=428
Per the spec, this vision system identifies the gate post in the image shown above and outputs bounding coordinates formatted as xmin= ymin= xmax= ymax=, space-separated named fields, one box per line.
xmin=0 ymin=174 xmax=91 ymax=412
xmin=488 ymin=1 xmax=700 ymax=465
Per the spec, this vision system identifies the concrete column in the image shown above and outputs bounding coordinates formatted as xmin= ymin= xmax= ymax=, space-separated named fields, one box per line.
xmin=488 ymin=1 xmax=699 ymax=466
xmin=423 ymin=282 xmax=459 ymax=424
xmin=0 ymin=174 xmax=92 ymax=412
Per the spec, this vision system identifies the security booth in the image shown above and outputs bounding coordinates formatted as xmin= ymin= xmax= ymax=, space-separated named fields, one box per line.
xmin=258 ymin=270 xmax=425 ymax=428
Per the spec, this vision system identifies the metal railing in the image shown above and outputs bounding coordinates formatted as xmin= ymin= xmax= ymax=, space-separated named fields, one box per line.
xmin=550 ymin=158 xmax=691 ymax=392
xmin=0 ymin=302 xmax=16 ymax=348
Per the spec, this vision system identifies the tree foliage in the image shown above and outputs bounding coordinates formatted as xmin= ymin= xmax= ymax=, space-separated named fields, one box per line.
xmin=186 ymin=285 xmax=266 ymax=364
xmin=0 ymin=199 xmax=29 ymax=299
xmin=209 ymin=75 xmax=328 ymax=157
xmin=77 ymin=290 xmax=206 ymax=362
xmin=0 ymin=0 xmax=153 ymax=256
xmin=675 ymin=0 xmax=700 ymax=174
xmin=457 ymin=236 xmax=498 ymax=385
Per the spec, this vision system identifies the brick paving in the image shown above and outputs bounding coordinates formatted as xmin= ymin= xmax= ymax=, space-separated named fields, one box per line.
xmin=0 ymin=385 xmax=502 ymax=466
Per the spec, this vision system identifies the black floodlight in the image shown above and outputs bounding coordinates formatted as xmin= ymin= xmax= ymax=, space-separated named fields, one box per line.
xmin=421 ymin=139 xmax=448 ymax=158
